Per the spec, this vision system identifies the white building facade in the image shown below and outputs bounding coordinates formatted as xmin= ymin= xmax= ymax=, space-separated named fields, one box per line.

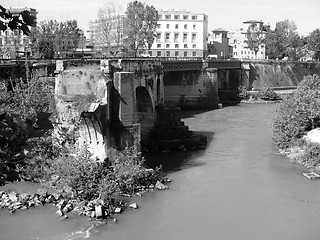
xmin=228 ymin=20 xmax=267 ymax=60
xmin=149 ymin=9 xmax=208 ymax=58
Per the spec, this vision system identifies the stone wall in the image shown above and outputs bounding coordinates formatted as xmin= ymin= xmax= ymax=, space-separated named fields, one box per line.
xmin=241 ymin=61 xmax=320 ymax=90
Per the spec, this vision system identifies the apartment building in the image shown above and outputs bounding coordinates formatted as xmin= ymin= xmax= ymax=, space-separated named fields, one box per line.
xmin=149 ymin=9 xmax=208 ymax=58
xmin=207 ymin=28 xmax=233 ymax=59
xmin=228 ymin=20 xmax=267 ymax=59
xmin=0 ymin=7 xmax=37 ymax=59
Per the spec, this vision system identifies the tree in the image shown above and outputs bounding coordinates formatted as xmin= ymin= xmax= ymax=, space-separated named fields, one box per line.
xmin=123 ymin=1 xmax=159 ymax=57
xmin=307 ymin=29 xmax=320 ymax=61
xmin=30 ymin=20 xmax=80 ymax=58
xmin=97 ymin=1 xmax=124 ymax=56
xmin=245 ymin=22 xmax=265 ymax=58
xmin=0 ymin=5 xmax=36 ymax=35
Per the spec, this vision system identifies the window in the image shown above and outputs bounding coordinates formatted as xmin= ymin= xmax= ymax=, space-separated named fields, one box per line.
xmin=175 ymin=44 xmax=179 ymax=48
xmin=184 ymin=24 xmax=187 ymax=29
xmin=192 ymin=15 xmax=197 ymax=20
xmin=183 ymin=15 xmax=188 ymax=20
xmin=192 ymin=33 xmax=196 ymax=42
xmin=156 ymin=33 xmax=161 ymax=41
xmin=184 ymin=51 xmax=188 ymax=57
xmin=165 ymin=33 xmax=170 ymax=41
xmin=165 ymin=15 xmax=171 ymax=19
xmin=192 ymin=44 xmax=196 ymax=48
xmin=193 ymin=24 xmax=196 ymax=30
xmin=183 ymin=33 xmax=188 ymax=42
xmin=166 ymin=44 xmax=170 ymax=48
xmin=166 ymin=24 xmax=170 ymax=29
xmin=175 ymin=51 xmax=179 ymax=57
xmin=157 ymin=51 xmax=162 ymax=56
xmin=174 ymin=15 xmax=180 ymax=19
xmin=157 ymin=24 xmax=160 ymax=28
xmin=174 ymin=33 xmax=179 ymax=42
xmin=193 ymin=52 xmax=196 ymax=56
xmin=175 ymin=24 xmax=179 ymax=29
xmin=166 ymin=51 xmax=170 ymax=57
xmin=157 ymin=44 xmax=161 ymax=48
xmin=148 ymin=51 xmax=152 ymax=56
xmin=184 ymin=44 xmax=188 ymax=48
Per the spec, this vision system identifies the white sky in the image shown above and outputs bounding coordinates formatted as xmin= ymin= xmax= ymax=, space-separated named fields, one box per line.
xmin=2 ymin=0 xmax=320 ymax=36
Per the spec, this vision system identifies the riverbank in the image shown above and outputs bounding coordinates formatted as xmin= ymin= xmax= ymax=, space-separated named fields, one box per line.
xmin=0 ymin=177 xmax=171 ymax=221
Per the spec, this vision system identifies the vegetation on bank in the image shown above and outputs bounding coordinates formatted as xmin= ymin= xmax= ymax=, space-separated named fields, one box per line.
xmin=237 ymin=85 xmax=280 ymax=102
xmin=272 ymin=74 xmax=320 ymax=170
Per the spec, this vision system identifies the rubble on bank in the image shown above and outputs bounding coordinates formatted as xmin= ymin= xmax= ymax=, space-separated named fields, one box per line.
xmin=0 ymin=177 xmax=171 ymax=220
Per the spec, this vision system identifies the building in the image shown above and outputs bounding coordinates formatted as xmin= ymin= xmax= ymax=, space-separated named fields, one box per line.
xmin=228 ymin=20 xmax=268 ymax=59
xmin=207 ymin=28 xmax=233 ymax=59
xmin=149 ymin=9 xmax=208 ymax=58
xmin=0 ymin=7 xmax=37 ymax=59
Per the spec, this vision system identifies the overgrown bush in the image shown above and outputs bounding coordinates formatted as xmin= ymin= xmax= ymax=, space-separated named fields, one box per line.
xmin=49 ymin=143 xmax=162 ymax=202
xmin=289 ymin=141 xmax=320 ymax=170
xmin=258 ymin=87 xmax=279 ymax=101
xmin=237 ymin=85 xmax=250 ymax=100
xmin=272 ymin=74 xmax=320 ymax=149
xmin=0 ymin=74 xmax=54 ymax=184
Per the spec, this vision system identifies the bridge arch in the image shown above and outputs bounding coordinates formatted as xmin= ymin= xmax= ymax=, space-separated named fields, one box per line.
xmin=136 ymin=86 xmax=154 ymax=141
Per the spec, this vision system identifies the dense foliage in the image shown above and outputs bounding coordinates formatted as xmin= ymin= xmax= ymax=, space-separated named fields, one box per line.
xmin=123 ymin=0 xmax=159 ymax=57
xmin=29 ymin=19 xmax=80 ymax=58
xmin=307 ymin=29 xmax=320 ymax=61
xmin=245 ymin=22 xmax=265 ymax=58
xmin=272 ymin=74 xmax=320 ymax=149
xmin=264 ymin=19 xmax=303 ymax=60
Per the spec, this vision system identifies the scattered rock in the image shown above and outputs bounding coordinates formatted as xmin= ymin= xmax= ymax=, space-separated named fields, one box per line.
xmin=128 ymin=203 xmax=138 ymax=209
xmin=155 ymin=181 xmax=168 ymax=190
xmin=56 ymin=209 xmax=64 ymax=217
xmin=95 ymin=205 xmax=105 ymax=218
xmin=114 ymin=207 xmax=122 ymax=213
xmin=37 ymin=189 xmax=48 ymax=198
xmin=8 ymin=192 xmax=18 ymax=202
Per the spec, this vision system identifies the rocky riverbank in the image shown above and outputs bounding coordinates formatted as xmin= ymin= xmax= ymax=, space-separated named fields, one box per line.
xmin=0 ymin=178 xmax=170 ymax=220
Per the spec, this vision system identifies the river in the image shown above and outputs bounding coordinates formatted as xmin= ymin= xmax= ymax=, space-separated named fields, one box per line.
xmin=1 ymin=103 xmax=320 ymax=240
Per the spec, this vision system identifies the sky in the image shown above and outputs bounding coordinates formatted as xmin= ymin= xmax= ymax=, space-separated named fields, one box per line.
xmin=2 ymin=0 xmax=320 ymax=36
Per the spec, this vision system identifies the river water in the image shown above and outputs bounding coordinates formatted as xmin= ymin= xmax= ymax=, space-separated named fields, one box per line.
xmin=1 ymin=103 xmax=320 ymax=240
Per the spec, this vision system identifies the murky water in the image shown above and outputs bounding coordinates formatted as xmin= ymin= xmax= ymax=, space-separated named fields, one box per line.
xmin=1 ymin=103 xmax=320 ymax=240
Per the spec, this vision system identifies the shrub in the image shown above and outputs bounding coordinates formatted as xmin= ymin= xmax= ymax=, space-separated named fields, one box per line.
xmin=237 ymin=86 xmax=250 ymax=100
xmin=290 ymin=142 xmax=320 ymax=170
xmin=258 ymin=87 xmax=279 ymax=101
xmin=272 ymin=74 xmax=320 ymax=149
xmin=49 ymin=143 xmax=162 ymax=202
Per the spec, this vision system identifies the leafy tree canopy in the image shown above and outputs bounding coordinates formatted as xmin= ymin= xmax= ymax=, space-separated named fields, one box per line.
xmin=30 ymin=19 xmax=80 ymax=58
xmin=245 ymin=22 xmax=265 ymax=58
xmin=0 ymin=5 xmax=36 ymax=35
xmin=123 ymin=1 xmax=159 ymax=57
xmin=307 ymin=29 xmax=320 ymax=60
